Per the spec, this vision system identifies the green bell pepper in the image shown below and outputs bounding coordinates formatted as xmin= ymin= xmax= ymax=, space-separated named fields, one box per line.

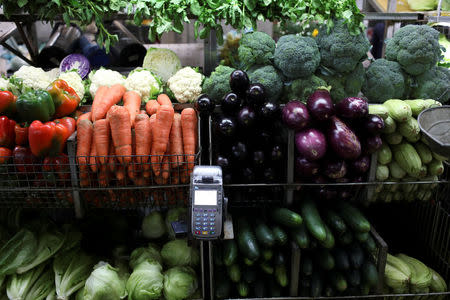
xmin=16 ymin=90 xmax=55 ymax=122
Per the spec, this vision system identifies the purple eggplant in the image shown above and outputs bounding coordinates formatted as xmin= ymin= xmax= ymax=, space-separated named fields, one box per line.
xmin=282 ymin=101 xmax=310 ymax=131
xmin=216 ymin=117 xmax=236 ymax=137
xmin=307 ymin=89 xmax=334 ymax=121
xmin=270 ymin=144 xmax=283 ymax=162
xmin=263 ymin=167 xmax=276 ymax=182
xmin=295 ymin=156 xmax=320 ymax=178
xmin=231 ymin=142 xmax=247 ymax=161
xmin=350 ymin=155 xmax=370 ymax=174
xmin=313 ymin=175 xmax=328 ymax=184
xmin=352 ymin=175 xmax=365 ymax=182
xmin=323 ymin=159 xmax=347 ymax=179
xmin=216 ymin=155 xmax=231 ymax=170
xmin=259 ymin=102 xmax=280 ymax=121
xmin=363 ymin=134 xmax=382 ymax=154
xmin=364 ymin=114 xmax=385 ymax=134
xmin=328 ymin=116 xmax=361 ymax=160
xmin=242 ymin=167 xmax=256 ymax=183
xmin=238 ymin=106 xmax=256 ymax=128
xmin=295 ymin=128 xmax=327 ymax=161
xmin=336 ymin=97 xmax=369 ymax=119
xmin=252 ymin=150 xmax=265 ymax=167
xmin=221 ymin=92 xmax=242 ymax=113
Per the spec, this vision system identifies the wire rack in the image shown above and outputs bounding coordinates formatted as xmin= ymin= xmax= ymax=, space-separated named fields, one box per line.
xmin=0 ymin=190 xmax=74 ymax=208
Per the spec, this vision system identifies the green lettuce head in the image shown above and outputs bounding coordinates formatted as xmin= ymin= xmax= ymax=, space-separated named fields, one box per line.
xmin=142 ymin=212 xmax=166 ymax=239
xmin=83 ymin=262 xmax=127 ymax=300
xmin=163 ymin=266 xmax=198 ymax=300
xmin=126 ymin=261 xmax=164 ymax=299
xmin=129 ymin=244 xmax=162 ymax=270
xmin=161 ymin=239 xmax=199 ymax=268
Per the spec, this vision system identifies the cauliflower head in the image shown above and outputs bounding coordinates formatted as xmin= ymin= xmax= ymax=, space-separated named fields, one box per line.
xmin=238 ymin=31 xmax=276 ymax=69
xmin=283 ymin=75 xmax=327 ymax=103
xmin=0 ymin=77 xmax=8 ymax=90
xmin=316 ymin=20 xmax=370 ymax=73
xmin=247 ymin=65 xmax=284 ymax=102
xmin=47 ymin=68 xmax=60 ymax=81
xmin=167 ymin=67 xmax=204 ymax=103
xmin=58 ymin=71 xmax=85 ymax=100
xmin=362 ymin=59 xmax=406 ymax=103
xmin=202 ymin=65 xmax=235 ymax=104
xmin=385 ymin=25 xmax=441 ymax=76
xmin=274 ymin=35 xmax=320 ymax=79
xmin=125 ymin=68 xmax=162 ymax=103
xmin=89 ymin=68 xmax=126 ymax=98
xmin=410 ymin=66 xmax=450 ymax=103
xmin=13 ymin=65 xmax=52 ymax=90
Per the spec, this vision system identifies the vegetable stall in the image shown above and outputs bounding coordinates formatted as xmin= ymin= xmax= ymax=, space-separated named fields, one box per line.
xmin=0 ymin=0 xmax=449 ymax=299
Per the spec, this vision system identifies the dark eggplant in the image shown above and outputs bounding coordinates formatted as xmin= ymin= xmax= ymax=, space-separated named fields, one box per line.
xmin=328 ymin=116 xmax=361 ymax=160
xmin=242 ymin=167 xmax=256 ymax=183
xmin=255 ymin=130 xmax=273 ymax=146
xmin=363 ymin=135 xmax=382 ymax=154
xmin=364 ymin=114 xmax=385 ymax=134
xmin=313 ymin=175 xmax=328 ymax=184
xmin=259 ymin=102 xmax=280 ymax=121
xmin=195 ymin=94 xmax=215 ymax=114
xmin=307 ymin=89 xmax=334 ymax=121
xmin=221 ymin=92 xmax=242 ymax=113
xmin=270 ymin=145 xmax=283 ymax=162
xmin=335 ymin=97 xmax=369 ymax=119
xmin=317 ymin=187 xmax=338 ymax=201
xmin=216 ymin=155 xmax=231 ymax=170
xmin=231 ymin=142 xmax=247 ymax=161
xmin=238 ymin=106 xmax=257 ymax=128
xmin=295 ymin=156 xmax=320 ymax=178
xmin=216 ymin=117 xmax=236 ymax=137
xmin=295 ymin=128 xmax=327 ymax=161
xmin=230 ymin=70 xmax=250 ymax=95
xmin=263 ymin=168 xmax=276 ymax=182
xmin=252 ymin=150 xmax=265 ymax=167
xmin=323 ymin=159 xmax=347 ymax=179
xmin=223 ymin=173 xmax=233 ymax=184
xmin=282 ymin=100 xmax=310 ymax=131
xmin=246 ymin=83 xmax=266 ymax=107
xmin=352 ymin=175 xmax=365 ymax=182
xmin=349 ymin=155 xmax=370 ymax=174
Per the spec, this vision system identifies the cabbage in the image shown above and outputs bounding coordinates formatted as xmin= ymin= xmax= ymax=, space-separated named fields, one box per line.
xmin=163 ymin=266 xmax=198 ymax=300
xmin=129 ymin=245 xmax=162 ymax=270
xmin=83 ymin=262 xmax=127 ymax=300
xmin=161 ymin=240 xmax=200 ymax=267
xmin=7 ymin=264 xmax=45 ymax=299
xmin=126 ymin=261 xmax=164 ymax=299
xmin=142 ymin=48 xmax=182 ymax=83
xmin=142 ymin=212 xmax=166 ymax=239
xmin=407 ymin=0 xmax=437 ymax=10
xmin=24 ymin=267 xmax=54 ymax=300
xmin=0 ymin=229 xmax=37 ymax=276
xmin=165 ymin=208 xmax=187 ymax=239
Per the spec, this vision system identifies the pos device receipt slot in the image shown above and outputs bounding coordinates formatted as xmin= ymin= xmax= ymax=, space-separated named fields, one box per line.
xmin=190 ymin=166 xmax=224 ymax=239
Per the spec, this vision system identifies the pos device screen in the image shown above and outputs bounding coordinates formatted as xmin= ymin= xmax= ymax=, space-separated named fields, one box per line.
xmin=194 ymin=190 xmax=217 ymax=205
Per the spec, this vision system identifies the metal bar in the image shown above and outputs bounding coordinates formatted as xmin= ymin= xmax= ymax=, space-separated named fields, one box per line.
xmin=371 ymin=227 xmax=388 ymax=294
xmin=67 ymin=131 xmax=84 ymax=218
xmin=286 ymin=129 xmax=295 ymax=205
xmin=112 ymin=20 xmax=143 ymax=44
xmin=290 ymin=242 xmax=301 ymax=297
xmin=363 ymin=12 xmax=424 ymax=21
xmin=203 ymin=29 xmax=217 ymax=76
xmin=0 ymin=41 xmax=35 ymax=66
xmin=14 ymin=21 xmax=38 ymax=61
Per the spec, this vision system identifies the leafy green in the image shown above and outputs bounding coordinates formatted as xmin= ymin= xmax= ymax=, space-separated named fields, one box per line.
xmin=163 ymin=266 xmax=198 ymax=300
xmin=0 ymin=229 xmax=37 ymax=276
xmin=125 ymin=261 xmax=164 ymax=299
xmin=6 ymin=264 xmax=45 ymax=300
xmin=142 ymin=212 xmax=166 ymax=239
xmin=161 ymin=239 xmax=200 ymax=268
xmin=24 ymin=267 xmax=54 ymax=300
xmin=83 ymin=262 xmax=127 ymax=300
xmin=129 ymin=245 xmax=162 ymax=270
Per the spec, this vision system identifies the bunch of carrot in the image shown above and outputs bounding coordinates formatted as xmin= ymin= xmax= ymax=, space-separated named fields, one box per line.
xmin=76 ymin=84 xmax=198 ymax=188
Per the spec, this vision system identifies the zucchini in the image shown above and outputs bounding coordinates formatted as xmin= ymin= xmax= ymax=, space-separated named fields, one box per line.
xmin=427 ymin=159 xmax=444 ymax=176
xmin=389 ymin=161 xmax=406 ymax=179
xmin=260 ymin=261 xmax=274 ymax=275
xmin=333 ymin=248 xmax=350 ymax=271
xmin=376 ymin=165 xmax=389 ymax=181
xmin=378 ymin=143 xmax=392 ymax=165
xmin=237 ymin=281 xmax=249 ymax=297
xmin=398 ymin=117 xmax=420 ymax=142
xmin=243 ymin=257 xmax=255 ymax=266
xmin=323 ymin=209 xmax=347 ymax=235
xmin=384 ymin=132 xmax=403 ymax=145
xmin=337 ymin=202 xmax=371 ymax=233
xmin=214 ymin=244 xmax=224 ymax=267
xmin=236 ymin=218 xmax=260 ymax=261
xmin=415 ymin=142 xmax=433 ymax=164
xmin=254 ymin=220 xmax=275 ymax=248
xmin=271 ymin=225 xmax=288 ymax=245
xmin=274 ymin=251 xmax=286 ymax=266
xmin=346 ymin=268 xmax=361 ymax=287
xmin=301 ymin=254 xmax=313 ymax=276
xmin=362 ymin=261 xmax=378 ymax=288
xmin=392 ymin=142 xmax=422 ymax=178
xmin=223 ymin=240 xmax=237 ymax=266
xmin=227 ymin=264 xmax=241 ymax=282
xmin=363 ymin=235 xmax=377 ymax=253
xmin=290 ymin=224 xmax=310 ymax=249
xmin=355 ymin=231 xmax=369 ymax=242
xmin=318 ymin=222 xmax=335 ymax=249
xmin=275 ymin=264 xmax=288 ymax=287
xmin=215 ymin=275 xmax=231 ymax=299
xmin=348 ymin=243 xmax=365 ymax=269
xmin=338 ymin=231 xmax=353 ymax=246
xmin=315 ymin=249 xmax=335 ymax=271
xmin=384 ymin=99 xmax=412 ymax=123
xmin=381 ymin=116 xmax=397 ymax=134
xmin=300 ymin=197 xmax=327 ymax=242
xmin=242 ymin=267 xmax=257 ymax=284
xmin=369 ymin=104 xmax=389 ymax=120
xmin=262 ymin=249 xmax=273 ymax=261
xmin=271 ymin=208 xmax=303 ymax=228
xmin=310 ymin=271 xmax=323 ymax=297
xmin=405 ymin=99 xmax=427 ymax=117
xmin=329 ymin=270 xmax=348 ymax=292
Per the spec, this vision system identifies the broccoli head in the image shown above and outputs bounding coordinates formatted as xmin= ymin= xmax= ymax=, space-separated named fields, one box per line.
xmin=362 ymin=59 xmax=406 ymax=103
xmin=247 ymin=65 xmax=284 ymax=102
xmin=316 ymin=20 xmax=370 ymax=73
xmin=317 ymin=62 xmax=365 ymax=102
xmin=410 ymin=66 xmax=450 ymax=103
xmin=282 ymin=75 xmax=327 ymax=103
xmin=274 ymin=34 xmax=321 ymax=79
xmin=202 ymin=65 xmax=235 ymax=104
xmin=385 ymin=25 xmax=441 ymax=76
xmin=238 ymin=31 xmax=276 ymax=69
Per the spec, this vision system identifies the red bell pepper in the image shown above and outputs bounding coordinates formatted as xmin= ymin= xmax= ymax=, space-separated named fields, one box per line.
xmin=28 ymin=120 xmax=70 ymax=157
xmin=13 ymin=146 xmax=37 ymax=173
xmin=43 ymin=153 xmax=70 ymax=182
xmin=0 ymin=90 xmax=17 ymax=116
xmin=47 ymin=79 xmax=80 ymax=118
xmin=55 ymin=117 xmax=76 ymax=136
xmin=0 ymin=116 xmax=16 ymax=148
xmin=0 ymin=147 xmax=12 ymax=164
xmin=14 ymin=123 xmax=29 ymax=146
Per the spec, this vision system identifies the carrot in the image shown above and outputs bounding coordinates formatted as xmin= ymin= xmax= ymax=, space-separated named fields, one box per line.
xmin=161 ymin=146 xmax=171 ymax=180
xmin=123 ymin=90 xmax=141 ymax=127
xmin=181 ymin=108 xmax=197 ymax=177
xmin=169 ymin=113 xmax=184 ymax=167
xmin=127 ymin=130 xmax=137 ymax=180
xmin=135 ymin=114 xmax=151 ymax=175
xmin=76 ymin=112 xmax=92 ymax=125
xmin=77 ymin=120 xmax=93 ymax=186
xmin=145 ymin=114 xmax=157 ymax=178
xmin=107 ymin=142 xmax=116 ymax=173
xmin=157 ymin=94 xmax=172 ymax=106
xmin=93 ymin=84 xmax=126 ymax=121
xmin=93 ymin=119 xmax=110 ymax=166
xmin=171 ymin=168 xmax=180 ymax=185
xmin=151 ymin=104 xmax=174 ymax=176
xmin=98 ymin=167 xmax=109 ymax=187
xmin=107 ymin=105 xmax=132 ymax=165
xmin=90 ymin=86 xmax=108 ymax=121
xmin=89 ymin=140 xmax=98 ymax=172
xmin=145 ymin=100 xmax=160 ymax=115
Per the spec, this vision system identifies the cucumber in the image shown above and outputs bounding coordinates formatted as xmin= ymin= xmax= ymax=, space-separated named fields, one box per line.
xmin=290 ymin=224 xmax=310 ymax=249
xmin=338 ymin=231 xmax=353 ymax=246
xmin=242 ymin=267 xmax=257 ymax=284
xmin=316 ymin=249 xmax=335 ymax=271
xmin=274 ymin=251 xmax=286 ymax=266
xmin=260 ymin=261 xmax=274 ymax=275
xmin=318 ymin=222 xmax=335 ymax=249
xmin=378 ymin=143 xmax=392 ymax=165
xmin=389 ymin=161 xmax=407 ymax=179
xmin=381 ymin=116 xmax=397 ymax=134
xmin=329 ymin=270 xmax=348 ymax=292
xmin=363 ymin=235 xmax=377 ymax=253
xmin=237 ymin=281 xmax=249 ymax=297
xmin=384 ymin=99 xmax=412 ymax=123
xmin=275 ymin=265 xmax=288 ymax=287
xmin=271 ymin=225 xmax=288 ymax=245
xmin=301 ymin=254 xmax=313 ymax=276
xmin=254 ymin=220 xmax=275 ymax=248
xmin=300 ymin=197 xmax=327 ymax=242
xmin=405 ymin=99 xmax=426 ymax=117
xmin=324 ymin=209 xmax=347 ymax=235
xmin=355 ymin=231 xmax=369 ymax=242
xmin=384 ymin=132 xmax=403 ymax=145
xmin=269 ymin=280 xmax=282 ymax=297
xmin=333 ymin=248 xmax=350 ymax=271
xmin=227 ymin=264 xmax=241 ymax=282
xmin=415 ymin=142 xmax=433 ymax=164
xmin=346 ymin=268 xmax=361 ymax=286
xmin=368 ymin=104 xmax=389 ymax=120
xmin=310 ymin=238 xmax=318 ymax=249
xmin=237 ymin=218 xmax=260 ymax=261
xmin=337 ymin=202 xmax=371 ymax=233
xmin=310 ymin=271 xmax=323 ymax=297
xmin=214 ymin=244 xmax=224 ymax=267
xmin=262 ymin=249 xmax=273 ymax=261
xmin=348 ymin=243 xmax=365 ymax=269
xmin=243 ymin=257 xmax=255 ymax=266
xmin=271 ymin=207 xmax=303 ymax=228
xmin=223 ymin=240 xmax=237 ymax=266
xmin=428 ymin=159 xmax=444 ymax=176
xmin=376 ymin=165 xmax=389 ymax=181
xmin=215 ymin=276 xmax=231 ymax=299
xmin=362 ymin=261 xmax=378 ymax=288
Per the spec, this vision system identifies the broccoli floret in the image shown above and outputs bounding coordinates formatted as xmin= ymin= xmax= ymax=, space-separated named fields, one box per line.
xmin=316 ymin=20 xmax=370 ymax=73
xmin=410 ymin=66 xmax=450 ymax=103
xmin=362 ymin=59 xmax=406 ymax=103
xmin=283 ymin=75 xmax=327 ymax=103
xmin=317 ymin=62 xmax=365 ymax=102
xmin=238 ymin=31 xmax=276 ymax=69
xmin=385 ymin=25 xmax=441 ymax=76
xmin=274 ymin=34 xmax=320 ymax=79
xmin=247 ymin=65 xmax=284 ymax=102
xmin=202 ymin=65 xmax=235 ymax=103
